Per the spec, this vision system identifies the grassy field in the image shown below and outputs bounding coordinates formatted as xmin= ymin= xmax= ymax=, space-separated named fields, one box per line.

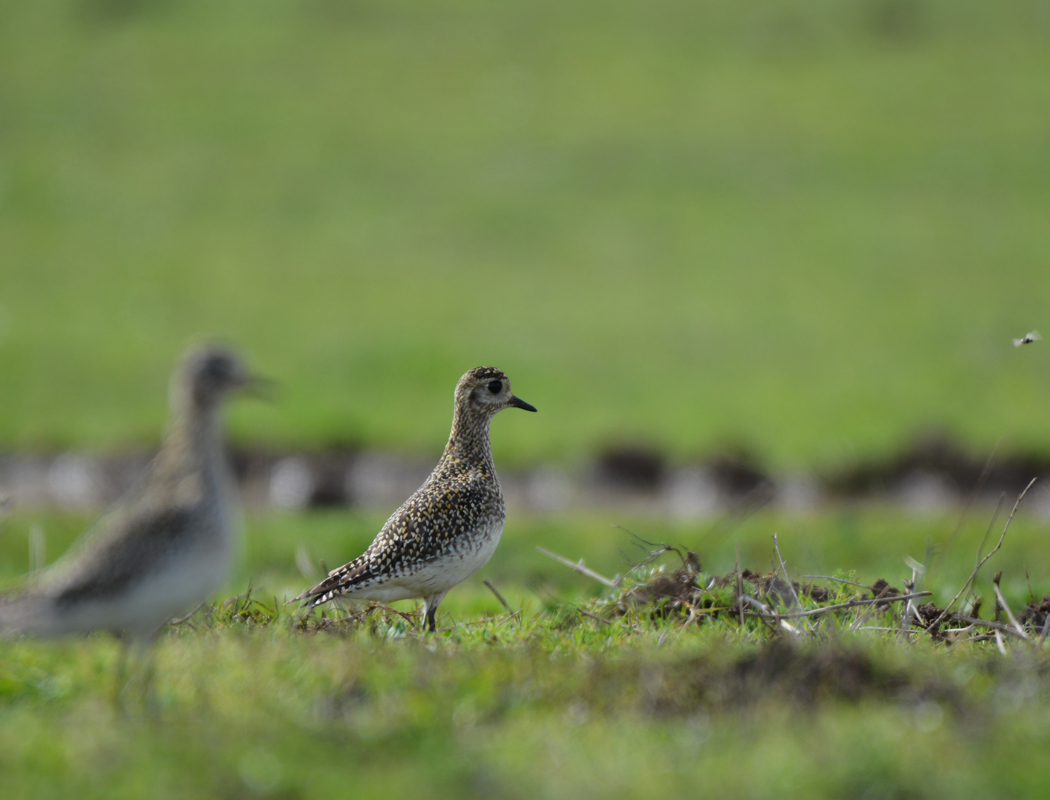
xmin=7 ymin=2 xmax=1050 ymax=797
xmin=3 ymin=506 xmax=1050 ymax=799
xmin=5 ymin=503 xmax=1050 ymax=606
xmin=9 ymin=613 xmax=1050 ymax=800
xmin=3 ymin=0 xmax=1050 ymax=467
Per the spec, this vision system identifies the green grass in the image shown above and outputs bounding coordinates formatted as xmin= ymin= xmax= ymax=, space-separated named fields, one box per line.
xmin=5 ymin=628 xmax=1031 ymax=800
xmin=9 ymin=627 xmax=1050 ymax=800
xmin=5 ymin=504 xmax=1050 ymax=610
xmin=3 ymin=0 xmax=1050 ymax=466
xmin=4 ymin=508 xmax=1050 ymax=799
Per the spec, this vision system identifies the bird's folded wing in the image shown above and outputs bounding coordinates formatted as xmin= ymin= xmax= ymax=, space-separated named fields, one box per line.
xmin=47 ymin=505 xmax=198 ymax=605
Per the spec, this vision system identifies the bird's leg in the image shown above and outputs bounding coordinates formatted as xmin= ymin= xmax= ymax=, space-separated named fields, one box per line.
xmin=141 ymin=640 xmax=159 ymax=718
xmin=113 ymin=636 xmax=131 ymax=711
xmin=114 ymin=634 xmax=160 ymax=717
xmin=422 ymin=591 xmax=448 ymax=633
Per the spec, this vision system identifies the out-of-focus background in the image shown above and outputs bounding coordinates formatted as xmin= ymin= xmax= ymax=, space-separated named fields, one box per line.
xmin=5 ymin=4 xmax=1050 ymax=798
xmin=3 ymin=0 xmax=1049 ymax=470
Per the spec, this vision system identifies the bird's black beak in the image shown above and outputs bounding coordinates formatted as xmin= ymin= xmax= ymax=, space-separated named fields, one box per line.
xmin=509 ymin=395 xmax=537 ymax=412
xmin=243 ymin=374 xmax=279 ymax=401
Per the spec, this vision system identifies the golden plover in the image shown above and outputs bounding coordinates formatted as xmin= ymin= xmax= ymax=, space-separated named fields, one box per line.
xmin=0 ymin=345 xmax=264 ymax=639
xmin=293 ymin=366 xmax=536 ymax=631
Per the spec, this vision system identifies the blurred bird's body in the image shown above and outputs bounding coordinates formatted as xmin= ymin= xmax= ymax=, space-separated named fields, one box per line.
xmin=294 ymin=366 xmax=536 ymax=631
xmin=0 ymin=346 xmax=257 ymax=640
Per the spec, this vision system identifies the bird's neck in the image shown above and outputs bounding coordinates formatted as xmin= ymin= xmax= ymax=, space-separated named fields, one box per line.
xmin=156 ymin=400 xmax=226 ymax=480
xmin=441 ymin=408 xmax=495 ymax=472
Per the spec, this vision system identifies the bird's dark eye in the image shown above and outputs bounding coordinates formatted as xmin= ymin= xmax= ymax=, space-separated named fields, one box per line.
xmin=204 ymin=357 xmax=231 ymax=380
xmin=487 ymin=380 xmax=502 ymax=394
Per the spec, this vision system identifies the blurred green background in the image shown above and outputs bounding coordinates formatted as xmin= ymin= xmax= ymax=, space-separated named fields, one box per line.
xmin=2 ymin=0 xmax=1050 ymax=470
xmin=7 ymin=6 xmax=1050 ymax=797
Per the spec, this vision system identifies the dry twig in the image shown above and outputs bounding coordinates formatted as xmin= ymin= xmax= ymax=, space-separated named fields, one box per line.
xmin=169 ymin=603 xmax=205 ymax=626
xmin=992 ymin=581 xmax=1028 ymax=640
xmin=536 ymin=547 xmax=618 ymax=587
xmin=898 ymin=578 xmax=917 ymax=640
xmin=926 ymin=478 xmax=1036 ymax=633
xmin=735 ymin=543 xmax=745 ymax=629
xmin=748 ymin=591 xmax=932 ymax=621
xmin=772 ymin=533 xmax=804 ymax=611
xmin=742 ymin=595 xmax=800 ymax=635
xmin=613 ymin=527 xmax=681 ymax=583
xmin=994 ymin=629 xmax=1008 ymax=655
xmin=801 ymin=575 xmax=873 ymax=591
xmin=950 ymin=614 xmax=1028 ymax=640
xmin=578 ymin=607 xmax=615 ymax=626
xmin=483 ymin=580 xmax=520 ymax=628
xmin=898 ymin=558 xmax=925 ymax=640
xmin=1037 ymin=614 xmax=1050 ymax=647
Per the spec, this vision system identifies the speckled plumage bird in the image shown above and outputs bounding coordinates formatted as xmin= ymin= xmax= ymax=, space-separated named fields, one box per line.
xmin=294 ymin=366 xmax=536 ymax=631
xmin=0 ymin=345 xmax=263 ymax=640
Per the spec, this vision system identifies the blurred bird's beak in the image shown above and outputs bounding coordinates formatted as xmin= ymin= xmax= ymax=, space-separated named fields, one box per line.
xmin=509 ymin=395 xmax=537 ymax=412
xmin=243 ymin=374 xmax=279 ymax=401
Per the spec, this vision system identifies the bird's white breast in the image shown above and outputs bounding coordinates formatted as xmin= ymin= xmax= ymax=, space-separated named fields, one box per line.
xmin=54 ymin=515 xmax=235 ymax=639
xmin=351 ymin=518 xmax=504 ymax=602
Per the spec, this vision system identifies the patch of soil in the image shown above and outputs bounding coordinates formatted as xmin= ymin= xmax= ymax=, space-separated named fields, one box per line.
xmin=618 ymin=555 xmax=843 ymax=622
xmin=232 ymin=445 xmax=359 ymax=507
xmin=707 ymin=449 xmax=771 ymax=496
xmin=823 ymin=432 xmax=1050 ymax=499
xmin=594 ymin=444 xmax=665 ymax=491
xmin=871 ymin=578 xmax=902 ymax=610
xmin=3 ymin=430 xmax=1048 ymax=512
xmin=639 ymin=640 xmax=963 ymax=716
xmin=1018 ymin=596 xmax=1050 ymax=631
xmin=730 ymin=640 xmax=901 ymax=704
xmin=608 ymin=554 xmax=1050 ymax=645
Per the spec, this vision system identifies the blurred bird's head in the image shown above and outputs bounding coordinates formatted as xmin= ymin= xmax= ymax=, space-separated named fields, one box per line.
xmin=454 ymin=366 xmax=537 ymax=418
xmin=178 ymin=345 xmax=270 ymax=409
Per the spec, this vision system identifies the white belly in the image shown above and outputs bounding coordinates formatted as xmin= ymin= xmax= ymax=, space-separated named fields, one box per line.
xmin=352 ymin=520 xmax=504 ymax=602
xmin=49 ymin=527 xmax=235 ymax=639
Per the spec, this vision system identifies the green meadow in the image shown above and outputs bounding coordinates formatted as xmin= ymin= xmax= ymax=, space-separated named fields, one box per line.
xmin=4 ymin=506 xmax=1050 ymax=799
xmin=6 ymin=1 xmax=1050 ymax=798
xmin=2 ymin=0 xmax=1050 ymax=466
xmin=5 ymin=504 xmax=1050 ymax=612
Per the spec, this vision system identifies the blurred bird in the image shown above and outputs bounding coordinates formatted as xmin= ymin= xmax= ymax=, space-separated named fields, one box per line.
xmin=293 ymin=366 xmax=536 ymax=632
xmin=0 ymin=345 xmax=264 ymax=640
xmin=1013 ymin=331 xmax=1042 ymax=347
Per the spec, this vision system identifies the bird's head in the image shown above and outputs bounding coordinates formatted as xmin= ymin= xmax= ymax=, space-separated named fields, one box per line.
xmin=454 ymin=366 xmax=537 ymax=418
xmin=179 ymin=345 xmax=270 ymax=408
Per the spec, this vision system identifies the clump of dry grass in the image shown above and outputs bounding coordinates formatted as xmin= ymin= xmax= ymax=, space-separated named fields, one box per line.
xmin=534 ymin=479 xmax=1050 ymax=650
